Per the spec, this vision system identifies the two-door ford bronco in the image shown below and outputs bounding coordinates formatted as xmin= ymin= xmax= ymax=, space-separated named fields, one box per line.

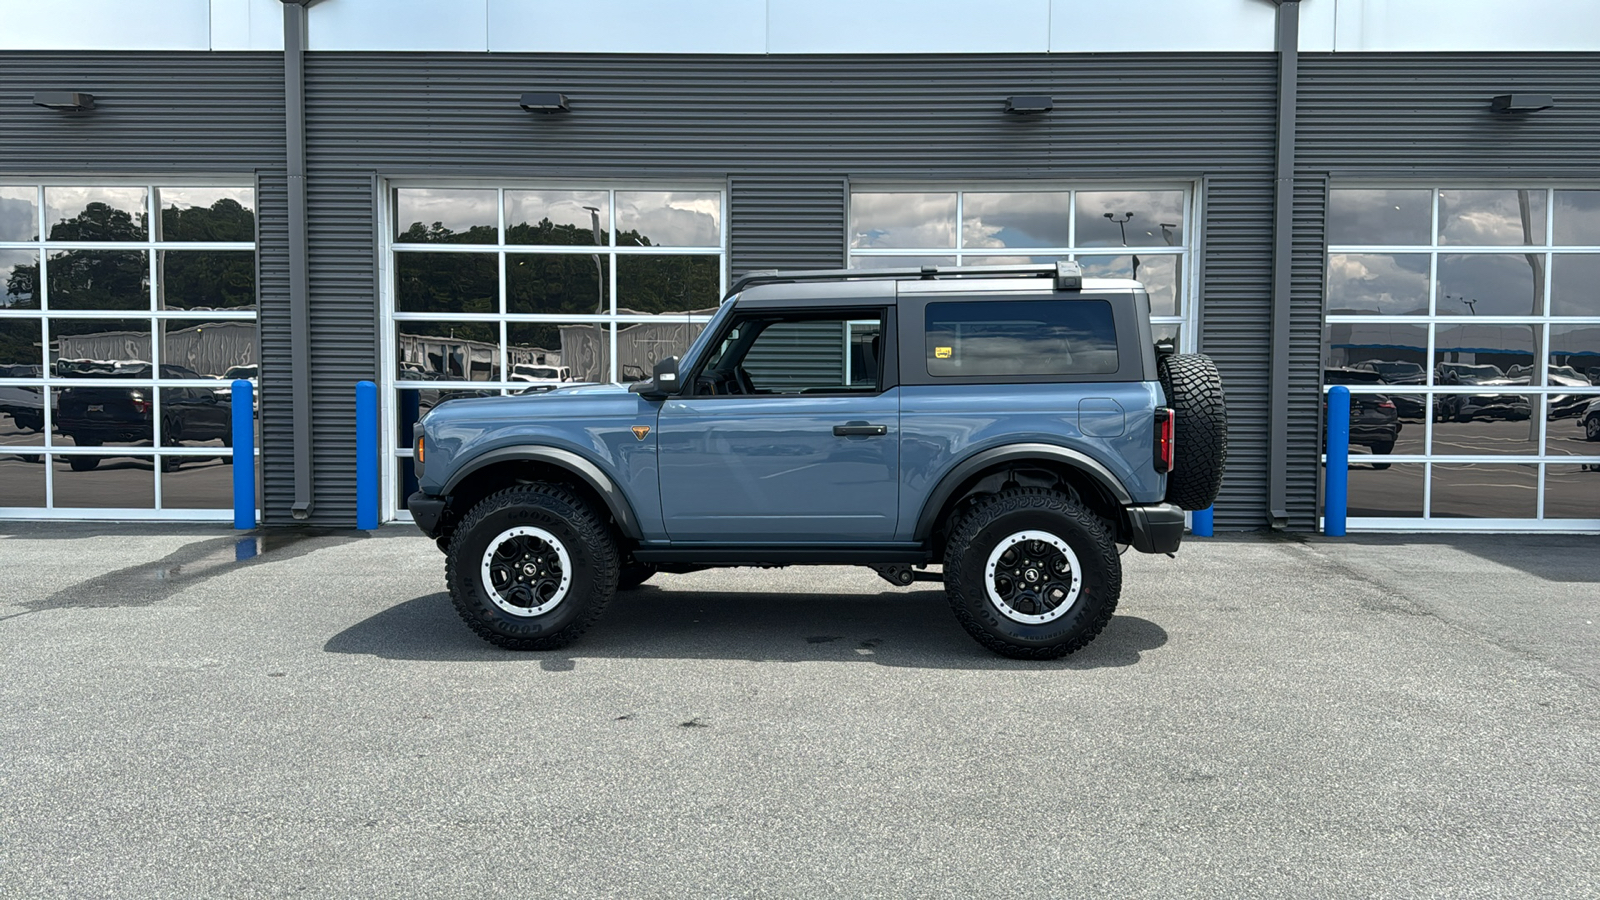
xmin=409 ymin=263 xmax=1227 ymax=658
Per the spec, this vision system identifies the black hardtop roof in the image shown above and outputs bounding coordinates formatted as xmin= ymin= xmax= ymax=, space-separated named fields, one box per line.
xmin=726 ymin=262 xmax=1144 ymax=308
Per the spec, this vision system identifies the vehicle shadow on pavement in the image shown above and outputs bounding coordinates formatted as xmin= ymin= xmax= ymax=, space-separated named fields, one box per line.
xmin=323 ymin=588 xmax=1169 ymax=671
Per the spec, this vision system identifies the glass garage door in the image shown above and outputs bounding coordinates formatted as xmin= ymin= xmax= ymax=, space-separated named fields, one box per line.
xmin=384 ymin=186 xmax=726 ymax=519
xmin=1324 ymin=187 xmax=1600 ymax=530
xmin=0 ymin=184 xmax=259 ymax=519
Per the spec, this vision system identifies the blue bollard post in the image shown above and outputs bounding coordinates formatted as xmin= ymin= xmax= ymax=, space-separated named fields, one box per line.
xmin=357 ymin=380 xmax=379 ymax=530
xmin=1192 ymin=506 xmax=1214 ymax=536
xmin=1325 ymin=385 xmax=1350 ymax=536
xmin=232 ymin=379 xmax=255 ymax=530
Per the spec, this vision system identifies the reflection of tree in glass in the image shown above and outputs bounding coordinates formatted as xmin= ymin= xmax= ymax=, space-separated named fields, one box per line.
xmin=619 ymin=252 xmax=718 ymax=314
xmin=4 ymin=262 xmax=37 ymax=309
xmin=162 ymin=198 xmax=254 ymax=242
xmin=399 ymin=221 xmax=498 ymax=246
xmin=9 ymin=203 xmax=150 ymax=310
xmin=505 ymin=218 xmax=599 ymax=246
xmin=158 ymin=199 xmax=258 ymax=308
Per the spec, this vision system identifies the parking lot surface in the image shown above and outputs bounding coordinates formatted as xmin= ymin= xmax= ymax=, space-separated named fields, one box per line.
xmin=1 ymin=526 xmax=1597 ymax=898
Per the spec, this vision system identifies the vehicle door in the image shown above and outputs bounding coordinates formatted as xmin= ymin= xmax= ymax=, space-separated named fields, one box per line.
xmin=656 ymin=308 xmax=899 ymax=542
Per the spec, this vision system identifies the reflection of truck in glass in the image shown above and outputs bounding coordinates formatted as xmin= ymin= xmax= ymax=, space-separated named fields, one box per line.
xmin=0 ymin=364 xmax=47 ymax=432
xmin=509 ymin=363 xmax=572 ymax=385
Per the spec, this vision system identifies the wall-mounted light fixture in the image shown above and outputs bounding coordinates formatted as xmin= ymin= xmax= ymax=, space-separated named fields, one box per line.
xmin=519 ymin=92 xmax=570 ymax=114
xmin=33 ymin=91 xmax=95 ymax=111
xmin=1490 ymin=93 xmax=1554 ymax=114
xmin=1004 ymin=95 xmax=1053 ymax=115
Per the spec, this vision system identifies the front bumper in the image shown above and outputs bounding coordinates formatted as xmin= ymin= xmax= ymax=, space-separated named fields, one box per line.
xmin=1124 ymin=502 xmax=1185 ymax=554
xmin=407 ymin=492 xmax=446 ymax=537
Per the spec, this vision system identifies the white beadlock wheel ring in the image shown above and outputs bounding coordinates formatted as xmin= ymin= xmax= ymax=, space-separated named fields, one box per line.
xmin=480 ymin=525 xmax=573 ymax=617
xmin=983 ymin=529 xmax=1083 ymax=625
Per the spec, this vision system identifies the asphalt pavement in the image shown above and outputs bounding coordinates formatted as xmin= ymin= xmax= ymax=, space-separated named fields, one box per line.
xmin=1 ymin=525 xmax=1596 ymax=898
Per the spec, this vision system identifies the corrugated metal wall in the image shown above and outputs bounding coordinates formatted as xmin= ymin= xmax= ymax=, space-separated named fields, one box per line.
xmin=301 ymin=52 xmax=1281 ymax=526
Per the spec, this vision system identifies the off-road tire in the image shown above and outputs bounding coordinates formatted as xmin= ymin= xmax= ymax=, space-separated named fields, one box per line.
xmin=943 ymin=487 xmax=1122 ymax=660
xmin=446 ymin=483 xmax=619 ymax=650
xmin=68 ymin=455 xmax=99 ymax=472
xmin=617 ymin=562 xmax=657 ymax=591
xmin=1157 ymin=353 xmax=1228 ymax=511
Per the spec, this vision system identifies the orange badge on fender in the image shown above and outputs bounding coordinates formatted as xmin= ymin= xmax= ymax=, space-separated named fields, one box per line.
xmin=631 ymin=425 xmax=651 ymax=441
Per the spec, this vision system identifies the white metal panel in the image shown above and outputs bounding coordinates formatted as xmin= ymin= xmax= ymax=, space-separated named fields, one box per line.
xmin=0 ymin=0 xmax=211 ymax=50
xmin=209 ymin=0 xmax=285 ymax=51
xmin=1299 ymin=0 xmax=1338 ymax=53
xmin=1329 ymin=0 xmax=1600 ymax=52
xmin=1049 ymin=0 xmax=1276 ymax=53
xmin=768 ymin=0 xmax=1050 ymax=53
xmin=487 ymin=0 xmax=764 ymax=53
xmin=308 ymin=0 xmax=489 ymax=52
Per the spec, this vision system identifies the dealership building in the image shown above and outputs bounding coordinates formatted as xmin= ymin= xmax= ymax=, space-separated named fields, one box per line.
xmin=1 ymin=0 xmax=1597 ymax=532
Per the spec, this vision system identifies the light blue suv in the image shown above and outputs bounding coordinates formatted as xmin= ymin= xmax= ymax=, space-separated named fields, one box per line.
xmin=409 ymin=263 xmax=1227 ymax=658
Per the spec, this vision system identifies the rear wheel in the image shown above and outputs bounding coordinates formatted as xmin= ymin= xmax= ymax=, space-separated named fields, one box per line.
xmin=446 ymin=483 xmax=619 ymax=650
xmin=943 ymin=487 xmax=1121 ymax=660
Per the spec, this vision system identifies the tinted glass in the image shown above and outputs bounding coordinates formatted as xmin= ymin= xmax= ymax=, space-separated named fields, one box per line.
xmin=850 ymin=255 xmax=956 ymax=269
xmin=1550 ymin=255 xmax=1600 ymax=317
xmin=1433 ymin=325 xmax=1535 ymax=378
xmin=1543 ymin=465 xmax=1600 ymax=518
xmin=159 ymin=251 xmax=256 ymax=309
xmin=1344 ymin=463 xmax=1424 ymax=517
xmin=1436 ymin=254 xmax=1542 ymax=317
xmin=47 ymin=250 xmax=149 ymax=310
xmin=1326 ymin=254 xmax=1430 ymax=315
xmin=395 ymin=189 xmax=498 ymax=244
xmin=161 ymin=320 xmax=255 ymax=378
xmin=1438 ymin=189 xmax=1546 ymax=246
xmin=45 ymin=187 xmax=148 ymax=242
xmin=0 ymin=186 xmax=38 ymax=241
xmin=617 ymin=255 xmax=719 ymax=315
xmin=1430 ymin=464 xmax=1536 ymax=518
xmin=1431 ymin=396 xmax=1537 ymax=455
xmin=1327 ymin=189 xmax=1432 ymax=246
xmin=1 ymin=250 xmax=39 ymax=308
xmin=51 ymin=384 xmax=154 ymax=449
xmin=925 ymin=299 xmax=1118 ymax=377
xmin=508 ymin=254 xmax=608 ymax=316
xmin=506 ymin=190 xmax=608 ymax=246
xmin=1074 ymin=191 xmax=1185 ymax=248
xmin=50 ymin=319 xmax=152 ymax=368
xmin=157 ymin=188 xmax=255 ymax=243
xmin=0 ymin=319 xmax=41 ymax=368
xmin=1553 ymin=190 xmax=1600 ymax=246
xmin=962 ymin=192 xmax=1070 ymax=249
xmin=850 ymin=193 xmax=956 ymax=249
xmin=1549 ymin=325 xmax=1600 ymax=384
xmin=615 ymin=191 xmax=720 ymax=247
xmin=53 ymin=452 xmax=154 ymax=508
xmin=1076 ymin=255 xmax=1181 ymax=316
xmin=158 ymin=457 xmax=233 ymax=508
xmin=514 ymin=322 xmax=610 ymax=383
xmin=617 ymin=318 xmax=707 ymax=384
xmin=395 ymin=321 xmax=500 ymax=381
xmin=0 ymin=454 xmax=45 ymax=507
xmin=395 ymin=252 xmax=497 ymax=314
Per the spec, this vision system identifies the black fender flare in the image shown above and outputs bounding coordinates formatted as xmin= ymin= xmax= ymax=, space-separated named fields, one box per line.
xmin=912 ymin=443 xmax=1134 ymax=541
xmin=442 ymin=444 xmax=643 ymax=539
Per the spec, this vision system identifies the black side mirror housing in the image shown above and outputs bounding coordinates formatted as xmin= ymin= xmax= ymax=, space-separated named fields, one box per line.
xmin=628 ymin=356 xmax=682 ymax=399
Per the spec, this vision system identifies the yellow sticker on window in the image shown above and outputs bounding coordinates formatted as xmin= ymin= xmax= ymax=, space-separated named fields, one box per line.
xmin=934 ymin=346 xmax=953 ymax=359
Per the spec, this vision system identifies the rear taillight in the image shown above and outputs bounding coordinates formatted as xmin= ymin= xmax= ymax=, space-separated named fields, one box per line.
xmin=1378 ymin=399 xmax=1395 ymax=410
xmin=1154 ymin=408 xmax=1174 ymax=474
xmin=130 ymin=392 xmax=150 ymax=415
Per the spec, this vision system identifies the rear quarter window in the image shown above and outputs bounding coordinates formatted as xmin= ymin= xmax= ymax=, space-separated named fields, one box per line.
xmin=925 ymin=299 xmax=1119 ymax=377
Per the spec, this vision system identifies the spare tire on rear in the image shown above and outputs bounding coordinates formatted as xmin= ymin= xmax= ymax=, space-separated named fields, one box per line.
xmin=1157 ymin=353 xmax=1228 ymax=511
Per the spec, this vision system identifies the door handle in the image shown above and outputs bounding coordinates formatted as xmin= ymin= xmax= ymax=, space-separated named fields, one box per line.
xmin=833 ymin=423 xmax=888 ymax=436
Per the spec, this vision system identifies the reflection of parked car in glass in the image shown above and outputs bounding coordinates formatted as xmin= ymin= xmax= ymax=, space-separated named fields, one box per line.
xmin=0 ymin=364 xmax=48 ymax=432
xmin=1583 ymin=398 xmax=1600 ymax=442
xmin=1433 ymin=362 xmax=1531 ymax=422
xmin=1543 ymin=365 xmax=1592 ymax=419
xmin=1325 ymin=367 xmax=1401 ymax=468
xmin=1349 ymin=359 xmax=1425 ymax=419
xmin=55 ymin=360 xmax=231 ymax=472
xmin=508 ymin=363 xmax=571 ymax=385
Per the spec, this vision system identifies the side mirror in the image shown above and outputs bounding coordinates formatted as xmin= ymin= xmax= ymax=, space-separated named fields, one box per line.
xmin=628 ymin=356 xmax=682 ymax=399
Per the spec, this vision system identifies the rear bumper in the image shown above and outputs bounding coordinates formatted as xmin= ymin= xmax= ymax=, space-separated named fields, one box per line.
xmin=1124 ymin=502 xmax=1185 ymax=554
xmin=407 ymin=492 xmax=446 ymax=537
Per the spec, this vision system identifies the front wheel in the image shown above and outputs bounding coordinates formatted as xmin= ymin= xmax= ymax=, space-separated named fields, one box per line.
xmin=445 ymin=484 xmax=619 ymax=650
xmin=943 ymin=487 xmax=1122 ymax=660
xmin=1586 ymin=416 xmax=1600 ymax=442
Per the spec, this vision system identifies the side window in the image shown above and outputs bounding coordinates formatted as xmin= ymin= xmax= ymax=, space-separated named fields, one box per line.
xmin=925 ymin=299 xmax=1118 ymax=377
xmin=706 ymin=312 xmax=885 ymax=395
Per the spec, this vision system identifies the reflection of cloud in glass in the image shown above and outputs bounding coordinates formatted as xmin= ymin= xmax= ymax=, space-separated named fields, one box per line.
xmin=849 ymin=255 xmax=955 ymax=269
xmin=1327 ymin=189 xmax=1431 ymax=246
xmin=1074 ymin=191 xmax=1183 ymax=248
xmin=962 ymin=255 xmax=1063 ymax=266
xmin=1437 ymin=254 xmax=1541 ymax=317
xmin=1076 ymin=255 xmax=1180 ymax=315
xmin=1551 ymin=255 xmax=1600 ymax=317
xmin=1439 ymin=190 xmax=1545 ymax=246
xmin=1326 ymin=253 xmax=1429 ymax=315
xmin=45 ymin=187 xmax=148 ymax=235
xmin=158 ymin=187 xmax=253 ymax=215
xmin=2 ymin=250 xmax=36 ymax=306
xmin=1554 ymin=190 xmax=1600 ymax=245
xmin=506 ymin=190 xmax=609 ymax=243
xmin=850 ymin=193 xmax=956 ymax=249
xmin=962 ymin=192 xmax=1069 ymax=249
xmin=616 ymin=191 xmax=720 ymax=247
xmin=396 ymin=188 xmax=498 ymax=240
xmin=0 ymin=188 xmax=38 ymax=241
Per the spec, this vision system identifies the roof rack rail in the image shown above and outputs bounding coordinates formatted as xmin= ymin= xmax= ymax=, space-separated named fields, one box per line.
xmin=724 ymin=261 xmax=1082 ymax=300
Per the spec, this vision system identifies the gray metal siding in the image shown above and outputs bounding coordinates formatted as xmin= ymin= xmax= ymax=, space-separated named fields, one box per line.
xmin=303 ymin=52 xmax=1281 ymax=527
xmin=1289 ymin=175 xmax=1327 ymax=532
